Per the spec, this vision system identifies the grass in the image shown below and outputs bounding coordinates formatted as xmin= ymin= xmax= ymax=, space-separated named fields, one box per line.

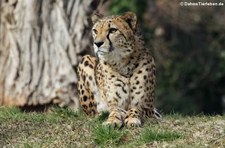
xmin=140 ymin=128 xmax=180 ymax=143
xmin=92 ymin=125 xmax=126 ymax=145
xmin=0 ymin=106 xmax=225 ymax=147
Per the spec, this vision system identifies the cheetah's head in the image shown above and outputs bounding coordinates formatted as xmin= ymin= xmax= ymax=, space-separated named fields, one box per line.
xmin=91 ymin=12 xmax=137 ymax=62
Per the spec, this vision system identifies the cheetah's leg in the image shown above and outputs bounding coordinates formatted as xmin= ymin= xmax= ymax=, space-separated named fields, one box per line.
xmin=95 ymin=63 xmax=129 ymax=128
xmin=125 ymin=57 xmax=160 ymax=128
xmin=77 ymin=55 xmax=98 ymax=115
xmin=103 ymin=107 xmax=126 ymax=128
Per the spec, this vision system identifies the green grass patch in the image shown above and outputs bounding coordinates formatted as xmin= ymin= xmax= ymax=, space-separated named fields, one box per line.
xmin=0 ymin=106 xmax=23 ymax=121
xmin=92 ymin=125 xmax=126 ymax=146
xmin=0 ymin=106 xmax=84 ymax=123
xmin=97 ymin=111 xmax=109 ymax=121
xmin=0 ymin=106 xmax=224 ymax=147
xmin=140 ymin=128 xmax=181 ymax=143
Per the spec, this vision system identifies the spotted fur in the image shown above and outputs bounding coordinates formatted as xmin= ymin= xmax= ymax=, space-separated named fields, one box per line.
xmin=77 ymin=12 xmax=161 ymax=128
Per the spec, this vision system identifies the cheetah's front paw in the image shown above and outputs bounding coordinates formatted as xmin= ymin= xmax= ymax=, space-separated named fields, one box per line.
xmin=103 ymin=117 xmax=123 ymax=128
xmin=124 ymin=117 xmax=141 ymax=128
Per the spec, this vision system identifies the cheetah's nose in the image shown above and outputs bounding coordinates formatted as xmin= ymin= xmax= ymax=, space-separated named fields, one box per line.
xmin=95 ymin=41 xmax=104 ymax=47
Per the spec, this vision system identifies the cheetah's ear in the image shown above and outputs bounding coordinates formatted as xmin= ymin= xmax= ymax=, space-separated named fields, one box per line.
xmin=91 ymin=12 xmax=103 ymax=24
xmin=121 ymin=11 xmax=137 ymax=32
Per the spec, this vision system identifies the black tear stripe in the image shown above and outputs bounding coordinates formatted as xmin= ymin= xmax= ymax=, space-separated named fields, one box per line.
xmin=106 ymin=23 xmax=113 ymax=52
xmin=106 ymin=31 xmax=114 ymax=52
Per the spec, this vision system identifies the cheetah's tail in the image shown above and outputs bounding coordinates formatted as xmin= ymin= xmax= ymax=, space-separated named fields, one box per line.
xmin=153 ymin=108 xmax=162 ymax=119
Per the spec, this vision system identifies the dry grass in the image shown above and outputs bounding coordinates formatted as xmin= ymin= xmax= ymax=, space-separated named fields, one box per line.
xmin=0 ymin=106 xmax=224 ymax=147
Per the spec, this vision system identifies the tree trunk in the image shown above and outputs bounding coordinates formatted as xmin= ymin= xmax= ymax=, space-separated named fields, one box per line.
xmin=0 ymin=0 xmax=101 ymax=110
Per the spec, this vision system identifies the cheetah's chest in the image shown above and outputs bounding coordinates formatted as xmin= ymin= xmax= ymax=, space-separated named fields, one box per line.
xmin=95 ymin=62 xmax=130 ymax=112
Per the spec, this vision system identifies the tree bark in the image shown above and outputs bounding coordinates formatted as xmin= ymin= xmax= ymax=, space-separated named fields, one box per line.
xmin=0 ymin=0 xmax=101 ymax=110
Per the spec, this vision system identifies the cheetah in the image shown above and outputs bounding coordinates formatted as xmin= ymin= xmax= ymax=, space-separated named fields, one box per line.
xmin=77 ymin=12 xmax=161 ymax=128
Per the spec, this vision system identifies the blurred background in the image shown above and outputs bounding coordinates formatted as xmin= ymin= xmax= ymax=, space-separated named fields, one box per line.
xmin=0 ymin=0 xmax=224 ymax=115
xmin=103 ymin=0 xmax=225 ymax=115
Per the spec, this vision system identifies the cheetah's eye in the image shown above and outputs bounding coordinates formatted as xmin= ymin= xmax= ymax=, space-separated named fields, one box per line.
xmin=109 ymin=28 xmax=118 ymax=34
xmin=93 ymin=29 xmax=98 ymax=34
